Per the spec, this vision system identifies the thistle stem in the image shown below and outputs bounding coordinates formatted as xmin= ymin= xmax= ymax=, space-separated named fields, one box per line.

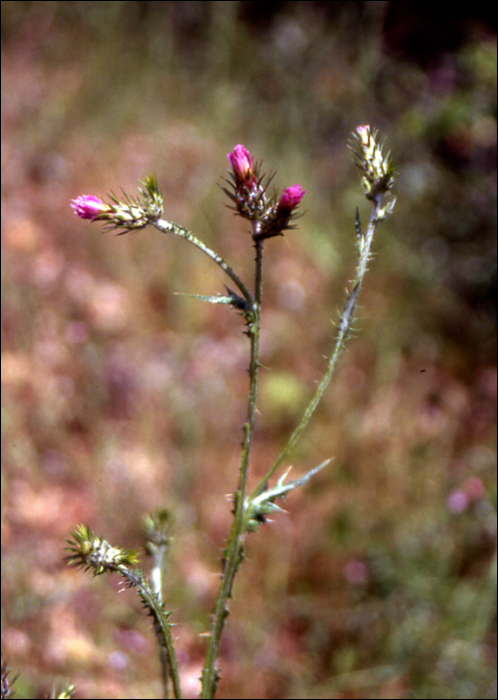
xmin=200 ymin=237 xmax=264 ymax=699
xmin=252 ymin=196 xmax=384 ymax=497
xmin=118 ymin=566 xmax=182 ymax=699
xmin=152 ymin=219 xmax=253 ymax=307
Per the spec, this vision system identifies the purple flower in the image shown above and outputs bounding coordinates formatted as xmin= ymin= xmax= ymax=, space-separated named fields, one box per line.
xmin=277 ymin=184 xmax=305 ymax=212
xmin=71 ymin=195 xmax=108 ymax=220
xmin=447 ymin=489 xmax=468 ymax=513
xmin=227 ymin=144 xmax=254 ymax=182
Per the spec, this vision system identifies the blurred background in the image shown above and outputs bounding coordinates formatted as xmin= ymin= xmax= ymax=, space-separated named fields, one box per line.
xmin=1 ymin=2 xmax=496 ymax=698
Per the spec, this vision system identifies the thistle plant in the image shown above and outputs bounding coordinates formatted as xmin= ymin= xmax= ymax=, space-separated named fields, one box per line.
xmin=64 ymin=126 xmax=396 ymax=699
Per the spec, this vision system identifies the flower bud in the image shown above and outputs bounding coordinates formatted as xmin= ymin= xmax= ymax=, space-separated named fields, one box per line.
xmin=277 ymin=184 xmax=305 ymax=214
xmin=224 ymin=144 xmax=267 ymax=221
xmin=71 ymin=195 xmax=110 ymax=220
xmin=227 ymin=144 xmax=254 ymax=183
xmin=256 ymin=184 xmax=305 ymax=240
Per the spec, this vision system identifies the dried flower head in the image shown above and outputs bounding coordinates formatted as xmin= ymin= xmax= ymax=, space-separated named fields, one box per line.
xmin=350 ymin=125 xmax=396 ymax=201
xmin=65 ymin=525 xmax=139 ymax=576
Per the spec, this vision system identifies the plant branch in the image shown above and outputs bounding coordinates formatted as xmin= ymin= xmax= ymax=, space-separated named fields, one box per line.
xmin=65 ymin=525 xmax=182 ymax=699
xmin=152 ymin=219 xmax=253 ymax=308
xmin=251 ymin=194 xmax=389 ymax=498
xmin=119 ymin=566 xmax=182 ymax=700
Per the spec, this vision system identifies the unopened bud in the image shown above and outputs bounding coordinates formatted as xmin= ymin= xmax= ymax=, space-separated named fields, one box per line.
xmin=71 ymin=195 xmax=110 ymax=220
xmin=277 ymin=184 xmax=305 ymax=214
xmin=227 ymin=144 xmax=254 ymax=183
xmin=256 ymin=184 xmax=305 ymax=240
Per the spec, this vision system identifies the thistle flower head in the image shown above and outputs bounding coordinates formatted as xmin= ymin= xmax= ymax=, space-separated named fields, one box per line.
xmin=227 ymin=144 xmax=255 ymax=184
xmin=71 ymin=176 xmax=164 ymax=234
xmin=224 ymin=144 xmax=307 ymax=238
xmin=71 ymin=195 xmax=110 ymax=220
xmin=277 ymin=184 xmax=305 ymax=212
xmin=223 ymin=144 xmax=267 ymax=221
xmin=350 ymin=125 xmax=396 ymax=201
xmin=65 ymin=524 xmax=139 ymax=576
xmin=256 ymin=184 xmax=305 ymax=240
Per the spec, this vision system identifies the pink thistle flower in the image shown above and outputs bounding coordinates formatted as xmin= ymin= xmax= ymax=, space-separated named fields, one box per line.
xmin=224 ymin=144 xmax=266 ymax=221
xmin=256 ymin=184 xmax=305 ymax=240
xmin=71 ymin=195 xmax=109 ymax=220
xmin=277 ymin=184 xmax=305 ymax=213
xmin=227 ymin=144 xmax=254 ymax=182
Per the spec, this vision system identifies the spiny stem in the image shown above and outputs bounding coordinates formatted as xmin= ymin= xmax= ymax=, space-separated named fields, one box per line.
xmin=142 ymin=509 xmax=175 ymax=697
xmin=251 ymin=196 xmax=385 ymax=498
xmin=152 ymin=219 xmax=253 ymax=307
xmin=200 ymin=237 xmax=264 ymax=699
xmin=118 ymin=566 xmax=182 ymax=699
